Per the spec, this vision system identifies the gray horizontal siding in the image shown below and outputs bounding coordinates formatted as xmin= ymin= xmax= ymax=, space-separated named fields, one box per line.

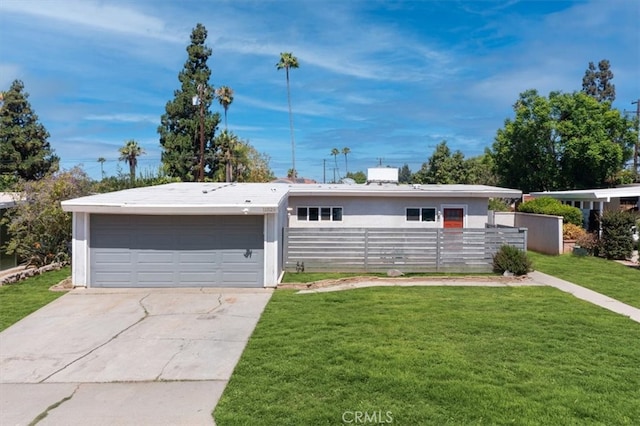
xmin=284 ymin=227 xmax=527 ymax=273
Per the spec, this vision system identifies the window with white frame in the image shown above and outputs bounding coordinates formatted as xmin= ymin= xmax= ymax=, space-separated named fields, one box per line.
xmin=406 ymin=207 xmax=437 ymax=222
xmin=297 ymin=206 xmax=343 ymax=221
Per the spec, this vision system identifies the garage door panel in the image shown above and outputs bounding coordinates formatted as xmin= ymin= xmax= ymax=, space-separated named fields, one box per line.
xmin=92 ymin=251 xmax=132 ymax=263
xmin=90 ymin=215 xmax=263 ymax=288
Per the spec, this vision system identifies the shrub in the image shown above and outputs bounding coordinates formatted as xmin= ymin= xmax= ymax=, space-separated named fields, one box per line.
xmin=3 ymin=167 xmax=92 ymax=267
xmin=492 ymin=245 xmax=532 ymax=276
xmin=575 ymin=232 xmax=599 ymax=255
xmin=599 ymin=210 xmax=635 ymax=260
xmin=488 ymin=198 xmax=511 ymax=212
xmin=518 ymin=197 xmax=583 ymax=226
xmin=562 ymin=223 xmax=586 ymax=240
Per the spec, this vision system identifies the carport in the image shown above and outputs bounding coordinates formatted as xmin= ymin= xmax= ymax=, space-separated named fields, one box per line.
xmin=62 ymin=183 xmax=289 ymax=288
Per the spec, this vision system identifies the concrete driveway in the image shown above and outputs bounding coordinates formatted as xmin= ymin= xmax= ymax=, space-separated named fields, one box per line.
xmin=0 ymin=287 xmax=272 ymax=425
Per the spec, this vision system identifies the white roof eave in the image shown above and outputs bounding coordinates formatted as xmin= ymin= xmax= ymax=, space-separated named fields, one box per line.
xmin=60 ymin=203 xmax=278 ymax=215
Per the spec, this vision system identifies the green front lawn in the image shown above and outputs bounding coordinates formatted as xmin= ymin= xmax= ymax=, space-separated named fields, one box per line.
xmin=215 ymin=287 xmax=640 ymax=425
xmin=529 ymin=251 xmax=640 ymax=308
xmin=0 ymin=267 xmax=70 ymax=331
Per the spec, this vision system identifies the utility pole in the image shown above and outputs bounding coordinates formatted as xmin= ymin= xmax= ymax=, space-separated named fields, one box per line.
xmin=197 ymin=84 xmax=205 ymax=182
xmin=323 ymin=159 xmax=326 ymax=184
xmin=632 ymin=99 xmax=639 ymax=181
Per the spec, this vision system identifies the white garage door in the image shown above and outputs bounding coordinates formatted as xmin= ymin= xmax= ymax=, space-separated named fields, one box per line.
xmin=90 ymin=215 xmax=264 ymax=288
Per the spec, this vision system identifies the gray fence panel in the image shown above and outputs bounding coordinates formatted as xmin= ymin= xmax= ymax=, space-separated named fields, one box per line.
xmin=284 ymin=227 xmax=527 ymax=273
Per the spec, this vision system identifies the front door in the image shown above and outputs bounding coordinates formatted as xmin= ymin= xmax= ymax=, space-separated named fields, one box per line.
xmin=443 ymin=208 xmax=464 ymax=228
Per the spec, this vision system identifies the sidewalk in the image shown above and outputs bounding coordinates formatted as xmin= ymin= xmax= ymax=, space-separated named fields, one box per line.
xmin=528 ymin=271 xmax=640 ymax=323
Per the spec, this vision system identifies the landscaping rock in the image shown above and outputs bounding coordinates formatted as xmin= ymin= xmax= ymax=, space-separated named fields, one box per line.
xmin=387 ymin=269 xmax=405 ymax=277
xmin=0 ymin=263 xmax=67 ymax=286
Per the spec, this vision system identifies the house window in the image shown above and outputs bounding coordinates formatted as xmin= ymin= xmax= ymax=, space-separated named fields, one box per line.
xmin=406 ymin=208 xmax=420 ymax=221
xmin=421 ymin=208 xmax=436 ymax=222
xmin=406 ymin=207 xmax=437 ymax=222
xmin=309 ymin=207 xmax=319 ymax=221
xmin=297 ymin=206 xmax=343 ymax=221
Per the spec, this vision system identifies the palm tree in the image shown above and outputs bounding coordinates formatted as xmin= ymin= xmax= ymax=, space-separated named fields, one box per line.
xmin=218 ymin=130 xmax=238 ymax=182
xmin=97 ymin=157 xmax=106 ymax=179
xmin=215 ymin=86 xmax=234 ymax=130
xmin=276 ymin=52 xmax=300 ymax=178
xmin=331 ymin=148 xmax=340 ymax=183
xmin=341 ymin=147 xmax=351 ymax=176
xmin=118 ymin=140 xmax=145 ymax=185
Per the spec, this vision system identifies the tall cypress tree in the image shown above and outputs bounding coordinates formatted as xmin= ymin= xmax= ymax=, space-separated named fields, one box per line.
xmin=581 ymin=59 xmax=615 ymax=103
xmin=0 ymin=80 xmax=58 ymax=185
xmin=158 ymin=23 xmax=221 ymax=181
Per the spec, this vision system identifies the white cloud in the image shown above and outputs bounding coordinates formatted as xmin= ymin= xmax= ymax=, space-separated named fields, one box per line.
xmin=0 ymin=0 xmax=182 ymax=42
xmin=84 ymin=113 xmax=159 ymax=124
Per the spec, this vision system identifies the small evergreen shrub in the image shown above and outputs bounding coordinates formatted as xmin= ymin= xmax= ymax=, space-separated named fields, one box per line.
xmin=518 ymin=197 xmax=583 ymax=226
xmin=562 ymin=223 xmax=586 ymax=240
xmin=492 ymin=245 xmax=532 ymax=276
xmin=599 ymin=210 xmax=635 ymax=260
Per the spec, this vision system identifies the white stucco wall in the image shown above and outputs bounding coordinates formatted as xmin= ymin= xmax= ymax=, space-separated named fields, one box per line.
xmin=287 ymin=196 xmax=489 ymax=228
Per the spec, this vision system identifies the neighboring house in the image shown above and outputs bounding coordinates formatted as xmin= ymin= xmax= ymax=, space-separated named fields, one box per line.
xmin=530 ymin=185 xmax=640 ymax=229
xmin=61 ymin=175 xmax=522 ymax=289
xmin=0 ymin=193 xmax=17 ymax=270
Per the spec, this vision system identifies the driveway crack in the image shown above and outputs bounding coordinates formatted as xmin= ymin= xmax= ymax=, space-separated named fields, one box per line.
xmin=28 ymin=384 xmax=80 ymax=425
xmin=154 ymin=339 xmax=187 ymax=381
xmin=39 ymin=294 xmax=151 ymax=383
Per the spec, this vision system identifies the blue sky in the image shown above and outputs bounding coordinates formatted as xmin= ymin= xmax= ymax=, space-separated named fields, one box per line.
xmin=1 ymin=0 xmax=638 ymax=182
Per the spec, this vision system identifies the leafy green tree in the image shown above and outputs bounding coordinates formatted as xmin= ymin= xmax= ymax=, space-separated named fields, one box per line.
xmin=346 ymin=171 xmax=367 ymax=184
xmin=2 ymin=167 xmax=92 ymax=267
xmin=413 ymin=141 xmax=465 ymax=184
xmin=464 ymin=152 xmax=498 ymax=186
xmin=276 ymin=52 xmax=300 ymax=177
xmin=398 ymin=164 xmax=412 ymax=183
xmin=0 ymin=80 xmax=58 ymax=186
xmin=158 ymin=23 xmax=221 ymax=181
xmin=118 ymin=140 xmax=145 ymax=185
xmin=491 ymin=90 xmax=635 ymax=192
xmin=235 ymin=143 xmax=275 ymax=182
xmin=582 ymin=59 xmax=615 ymax=103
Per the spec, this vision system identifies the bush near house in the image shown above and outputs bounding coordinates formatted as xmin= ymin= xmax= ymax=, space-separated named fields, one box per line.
xmin=599 ymin=210 xmax=636 ymax=260
xmin=492 ymin=245 xmax=532 ymax=276
xmin=3 ymin=168 xmax=92 ymax=267
xmin=562 ymin=223 xmax=586 ymax=240
xmin=575 ymin=232 xmax=599 ymax=255
xmin=518 ymin=197 xmax=583 ymax=226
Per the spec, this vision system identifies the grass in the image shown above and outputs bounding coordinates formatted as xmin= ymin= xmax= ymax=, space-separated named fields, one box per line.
xmin=0 ymin=267 xmax=70 ymax=331
xmin=529 ymin=251 xmax=640 ymax=309
xmin=215 ymin=286 xmax=640 ymax=425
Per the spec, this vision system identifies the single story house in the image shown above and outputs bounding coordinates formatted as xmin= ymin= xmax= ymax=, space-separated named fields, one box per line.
xmin=62 ymin=177 xmax=521 ymax=289
xmin=530 ymin=185 xmax=640 ymax=228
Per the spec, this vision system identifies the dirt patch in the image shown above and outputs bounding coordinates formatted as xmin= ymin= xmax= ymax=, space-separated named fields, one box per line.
xmin=278 ymin=274 xmax=530 ymax=290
